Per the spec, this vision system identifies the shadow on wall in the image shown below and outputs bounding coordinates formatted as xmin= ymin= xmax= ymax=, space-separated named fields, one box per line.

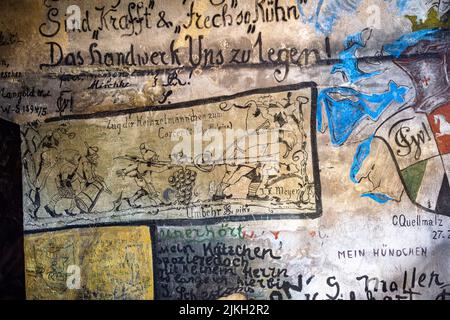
xmin=0 ymin=118 xmax=25 ymax=300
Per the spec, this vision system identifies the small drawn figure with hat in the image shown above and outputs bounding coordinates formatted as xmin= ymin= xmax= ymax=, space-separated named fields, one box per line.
xmin=73 ymin=142 xmax=111 ymax=215
xmin=22 ymin=123 xmax=76 ymax=218
xmin=44 ymin=142 xmax=110 ymax=217
xmin=115 ymin=143 xmax=172 ymax=209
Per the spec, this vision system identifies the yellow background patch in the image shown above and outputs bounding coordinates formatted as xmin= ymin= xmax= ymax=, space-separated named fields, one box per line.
xmin=25 ymin=226 xmax=154 ymax=300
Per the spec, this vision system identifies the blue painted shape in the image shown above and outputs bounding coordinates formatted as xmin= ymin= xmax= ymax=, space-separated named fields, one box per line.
xmin=296 ymin=0 xmax=363 ymax=35
xmin=331 ymin=30 xmax=382 ymax=83
xmin=350 ymin=135 xmax=374 ymax=183
xmin=317 ymin=81 xmax=408 ymax=146
xmin=349 ymin=135 xmax=394 ymax=204
xmin=383 ymin=29 xmax=439 ymax=57
xmin=317 ymin=28 xmax=440 ymax=205
xmin=361 ymin=193 xmax=393 ymax=203
xmin=394 ymin=0 xmax=410 ymax=12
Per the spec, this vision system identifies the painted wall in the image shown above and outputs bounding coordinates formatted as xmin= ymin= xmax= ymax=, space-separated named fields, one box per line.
xmin=0 ymin=0 xmax=449 ymax=299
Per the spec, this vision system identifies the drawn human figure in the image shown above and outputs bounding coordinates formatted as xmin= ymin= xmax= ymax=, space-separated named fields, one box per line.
xmin=21 ymin=124 xmax=76 ymax=218
xmin=266 ymin=94 xmax=309 ymax=164
xmin=115 ymin=143 xmax=172 ymax=209
xmin=44 ymin=149 xmax=81 ymax=217
xmin=261 ymin=99 xmax=312 ymax=206
xmin=73 ymin=143 xmax=111 ymax=214
xmin=213 ymin=100 xmax=277 ymax=201
xmin=44 ymin=142 xmax=109 ymax=217
xmin=213 ymin=94 xmax=310 ymax=202
xmin=24 ymin=126 xmax=72 ymax=188
xmin=213 ymin=162 xmax=268 ymax=201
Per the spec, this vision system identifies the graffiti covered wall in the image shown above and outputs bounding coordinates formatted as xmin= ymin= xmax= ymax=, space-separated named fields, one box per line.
xmin=0 ymin=0 xmax=449 ymax=299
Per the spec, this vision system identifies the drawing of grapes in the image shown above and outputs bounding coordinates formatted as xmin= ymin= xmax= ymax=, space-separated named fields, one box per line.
xmin=168 ymin=168 xmax=197 ymax=205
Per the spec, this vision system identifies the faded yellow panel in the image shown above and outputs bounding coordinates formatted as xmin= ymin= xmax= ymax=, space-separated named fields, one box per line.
xmin=25 ymin=226 xmax=154 ymax=300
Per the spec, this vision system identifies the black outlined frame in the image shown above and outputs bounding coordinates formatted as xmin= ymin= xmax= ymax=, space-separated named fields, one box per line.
xmin=25 ymin=81 xmax=322 ymax=234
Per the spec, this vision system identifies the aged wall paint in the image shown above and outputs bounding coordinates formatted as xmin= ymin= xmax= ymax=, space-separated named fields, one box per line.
xmin=0 ymin=0 xmax=449 ymax=300
xmin=24 ymin=226 xmax=154 ymax=300
xmin=21 ymin=84 xmax=321 ymax=231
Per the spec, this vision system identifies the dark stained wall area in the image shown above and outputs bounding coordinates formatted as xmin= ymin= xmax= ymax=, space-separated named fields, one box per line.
xmin=0 ymin=118 xmax=24 ymax=299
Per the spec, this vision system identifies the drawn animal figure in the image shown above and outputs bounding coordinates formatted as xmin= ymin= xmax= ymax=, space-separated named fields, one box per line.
xmin=434 ymin=114 xmax=450 ymax=137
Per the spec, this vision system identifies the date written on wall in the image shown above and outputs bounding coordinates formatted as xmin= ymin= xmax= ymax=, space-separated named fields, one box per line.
xmin=391 ymin=214 xmax=450 ymax=241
